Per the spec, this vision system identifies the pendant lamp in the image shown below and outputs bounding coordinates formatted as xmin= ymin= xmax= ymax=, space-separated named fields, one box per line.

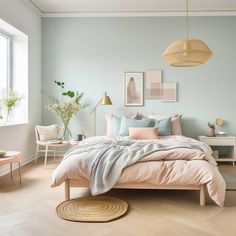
xmin=162 ymin=0 xmax=213 ymax=67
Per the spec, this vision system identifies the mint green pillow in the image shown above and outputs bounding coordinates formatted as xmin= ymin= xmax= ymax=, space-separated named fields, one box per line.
xmin=154 ymin=118 xmax=171 ymax=136
xmin=118 ymin=117 xmax=155 ymax=136
xmin=112 ymin=115 xmax=121 ymax=135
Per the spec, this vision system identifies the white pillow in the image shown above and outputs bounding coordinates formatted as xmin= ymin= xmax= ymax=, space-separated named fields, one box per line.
xmin=106 ymin=114 xmax=114 ymax=137
xmin=36 ymin=124 xmax=59 ymax=141
xmin=148 ymin=113 xmax=182 ymax=135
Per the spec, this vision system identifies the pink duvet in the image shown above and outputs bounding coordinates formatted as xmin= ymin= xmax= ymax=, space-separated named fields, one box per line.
xmin=52 ymin=136 xmax=226 ymax=207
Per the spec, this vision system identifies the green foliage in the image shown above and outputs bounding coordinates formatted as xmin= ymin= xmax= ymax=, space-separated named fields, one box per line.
xmin=4 ymin=91 xmax=24 ymax=113
xmin=44 ymin=81 xmax=88 ymax=139
xmin=208 ymin=122 xmax=215 ymax=129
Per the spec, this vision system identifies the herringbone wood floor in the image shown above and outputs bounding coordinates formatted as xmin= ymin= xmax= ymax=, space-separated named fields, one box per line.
xmin=0 ymin=157 xmax=236 ymax=236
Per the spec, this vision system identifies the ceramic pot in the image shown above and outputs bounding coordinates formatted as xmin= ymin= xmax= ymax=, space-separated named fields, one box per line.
xmin=208 ymin=128 xmax=216 ymax=137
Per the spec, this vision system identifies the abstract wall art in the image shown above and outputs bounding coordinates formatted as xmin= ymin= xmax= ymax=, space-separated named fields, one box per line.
xmin=161 ymin=82 xmax=177 ymax=102
xmin=146 ymin=70 xmax=162 ymax=99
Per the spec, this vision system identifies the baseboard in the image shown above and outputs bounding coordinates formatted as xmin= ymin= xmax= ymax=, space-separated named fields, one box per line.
xmin=0 ymin=155 xmax=35 ymax=177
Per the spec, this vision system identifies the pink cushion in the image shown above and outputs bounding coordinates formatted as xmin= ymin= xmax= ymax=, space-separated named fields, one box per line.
xmin=171 ymin=115 xmax=182 ymax=135
xmin=129 ymin=127 xmax=158 ymax=140
xmin=148 ymin=113 xmax=182 ymax=135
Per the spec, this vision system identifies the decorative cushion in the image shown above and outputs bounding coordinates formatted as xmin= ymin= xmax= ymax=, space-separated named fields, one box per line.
xmin=106 ymin=114 xmax=121 ymax=136
xmin=112 ymin=115 xmax=121 ymax=136
xmin=106 ymin=114 xmax=143 ymax=137
xmin=148 ymin=113 xmax=182 ymax=135
xmin=131 ymin=112 xmax=143 ymax=120
xmin=154 ymin=118 xmax=172 ymax=136
xmin=118 ymin=117 xmax=155 ymax=136
xmin=129 ymin=127 xmax=158 ymax=140
xmin=106 ymin=114 xmax=114 ymax=136
xmin=36 ymin=124 xmax=59 ymax=141
xmin=171 ymin=115 xmax=182 ymax=135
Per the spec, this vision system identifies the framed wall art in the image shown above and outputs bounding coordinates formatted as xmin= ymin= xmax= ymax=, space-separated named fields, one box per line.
xmin=124 ymin=72 xmax=144 ymax=106
xmin=161 ymin=82 xmax=177 ymax=102
xmin=146 ymin=70 xmax=162 ymax=99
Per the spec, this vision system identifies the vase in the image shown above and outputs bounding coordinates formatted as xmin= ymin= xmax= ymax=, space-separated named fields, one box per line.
xmin=207 ymin=128 xmax=215 ymax=137
xmin=61 ymin=123 xmax=72 ymax=140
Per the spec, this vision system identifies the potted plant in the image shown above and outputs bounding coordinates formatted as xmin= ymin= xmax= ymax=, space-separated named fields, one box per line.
xmin=44 ymin=81 xmax=88 ymax=140
xmin=207 ymin=122 xmax=216 ymax=137
xmin=207 ymin=118 xmax=224 ymax=137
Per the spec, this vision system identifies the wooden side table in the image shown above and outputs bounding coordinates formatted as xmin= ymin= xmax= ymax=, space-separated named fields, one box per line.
xmin=69 ymin=140 xmax=80 ymax=147
xmin=198 ymin=135 xmax=236 ymax=165
xmin=0 ymin=151 xmax=22 ymax=184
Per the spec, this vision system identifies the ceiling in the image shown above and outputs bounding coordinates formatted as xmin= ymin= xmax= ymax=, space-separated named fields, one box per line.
xmin=28 ymin=0 xmax=236 ymax=17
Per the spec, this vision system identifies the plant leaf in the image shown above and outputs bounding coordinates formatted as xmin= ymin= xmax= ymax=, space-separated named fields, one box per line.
xmin=67 ymin=91 xmax=75 ymax=98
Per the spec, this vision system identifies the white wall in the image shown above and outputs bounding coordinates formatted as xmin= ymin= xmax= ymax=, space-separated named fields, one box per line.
xmin=0 ymin=0 xmax=41 ymax=175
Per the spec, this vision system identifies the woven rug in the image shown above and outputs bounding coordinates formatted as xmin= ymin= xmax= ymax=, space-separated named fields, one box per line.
xmin=222 ymin=173 xmax=236 ymax=191
xmin=56 ymin=196 xmax=128 ymax=222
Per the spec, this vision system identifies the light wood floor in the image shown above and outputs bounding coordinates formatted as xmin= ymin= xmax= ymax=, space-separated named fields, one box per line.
xmin=1 ymin=157 xmax=236 ymax=236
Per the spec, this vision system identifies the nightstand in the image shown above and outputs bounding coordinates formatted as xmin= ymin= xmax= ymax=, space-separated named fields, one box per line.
xmin=198 ymin=135 xmax=236 ymax=165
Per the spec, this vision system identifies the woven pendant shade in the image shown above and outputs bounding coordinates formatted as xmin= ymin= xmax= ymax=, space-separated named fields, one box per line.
xmin=162 ymin=0 xmax=213 ymax=67
xmin=162 ymin=39 xmax=213 ymax=67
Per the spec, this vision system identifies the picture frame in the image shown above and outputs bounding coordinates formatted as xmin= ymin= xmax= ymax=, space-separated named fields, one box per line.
xmin=145 ymin=70 xmax=162 ymax=99
xmin=124 ymin=72 xmax=144 ymax=107
xmin=161 ymin=82 xmax=177 ymax=102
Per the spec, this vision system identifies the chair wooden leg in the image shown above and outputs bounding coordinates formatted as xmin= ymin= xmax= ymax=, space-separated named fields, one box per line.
xmin=35 ymin=144 xmax=39 ymax=164
xmin=54 ymin=146 xmax=56 ymax=161
xmin=200 ymin=185 xmax=206 ymax=206
xmin=65 ymin=179 xmax=70 ymax=201
xmin=10 ymin=163 xmax=12 ymax=179
xmin=44 ymin=145 xmax=48 ymax=167
xmin=18 ymin=162 xmax=22 ymax=184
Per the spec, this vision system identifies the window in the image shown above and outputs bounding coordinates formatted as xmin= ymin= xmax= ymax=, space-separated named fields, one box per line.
xmin=0 ymin=31 xmax=11 ymax=97
xmin=0 ymin=19 xmax=28 ymax=126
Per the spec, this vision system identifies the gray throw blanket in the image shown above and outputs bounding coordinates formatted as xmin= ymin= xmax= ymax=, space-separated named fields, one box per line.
xmin=64 ymin=139 xmax=212 ymax=195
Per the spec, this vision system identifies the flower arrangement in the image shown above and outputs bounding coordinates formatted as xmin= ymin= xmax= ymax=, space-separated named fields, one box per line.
xmin=208 ymin=118 xmax=224 ymax=129
xmin=44 ymin=81 xmax=88 ymax=139
xmin=0 ymin=91 xmax=24 ymax=123
xmin=207 ymin=118 xmax=224 ymax=137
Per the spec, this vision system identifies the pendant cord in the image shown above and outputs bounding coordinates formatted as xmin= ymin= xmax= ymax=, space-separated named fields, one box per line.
xmin=186 ymin=0 xmax=189 ymax=39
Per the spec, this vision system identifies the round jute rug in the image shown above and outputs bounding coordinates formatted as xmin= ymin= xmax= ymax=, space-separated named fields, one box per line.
xmin=56 ymin=196 xmax=128 ymax=222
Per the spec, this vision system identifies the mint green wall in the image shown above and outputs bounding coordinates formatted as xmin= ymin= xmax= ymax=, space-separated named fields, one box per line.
xmin=42 ymin=17 xmax=236 ymax=138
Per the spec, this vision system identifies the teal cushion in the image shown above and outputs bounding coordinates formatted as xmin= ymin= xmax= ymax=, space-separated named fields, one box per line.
xmin=154 ymin=118 xmax=172 ymax=136
xmin=112 ymin=115 xmax=121 ymax=135
xmin=118 ymin=117 xmax=155 ymax=136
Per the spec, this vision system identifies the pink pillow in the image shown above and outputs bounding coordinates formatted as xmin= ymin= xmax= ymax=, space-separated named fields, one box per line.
xmin=129 ymin=127 xmax=158 ymax=140
xmin=171 ymin=115 xmax=182 ymax=135
xmin=148 ymin=113 xmax=182 ymax=135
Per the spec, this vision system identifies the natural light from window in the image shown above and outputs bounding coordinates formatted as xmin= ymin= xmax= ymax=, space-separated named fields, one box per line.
xmin=0 ymin=19 xmax=28 ymax=126
xmin=0 ymin=33 xmax=8 ymax=98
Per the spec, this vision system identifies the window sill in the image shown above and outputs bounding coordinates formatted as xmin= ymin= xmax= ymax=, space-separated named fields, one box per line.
xmin=0 ymin=122 xmax=28 ymax=128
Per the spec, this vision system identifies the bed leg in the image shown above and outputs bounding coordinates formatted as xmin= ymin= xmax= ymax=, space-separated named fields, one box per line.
xmin=65 ymin=179 xmax=70 ymax=201
xmin=200 ymin=185 xmax=205 ymax=207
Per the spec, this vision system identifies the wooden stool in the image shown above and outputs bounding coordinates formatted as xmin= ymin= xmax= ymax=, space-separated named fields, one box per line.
xmin=0 ymin=151 xmax=22 ymax=184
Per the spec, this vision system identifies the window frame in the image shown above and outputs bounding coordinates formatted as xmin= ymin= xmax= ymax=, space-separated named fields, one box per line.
xmin=0 ymin=29 xmax=12 ymax=96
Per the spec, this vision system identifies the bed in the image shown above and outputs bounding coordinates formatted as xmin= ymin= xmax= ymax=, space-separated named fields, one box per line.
xmin=51 ymin=135 xmax=226 ymax=207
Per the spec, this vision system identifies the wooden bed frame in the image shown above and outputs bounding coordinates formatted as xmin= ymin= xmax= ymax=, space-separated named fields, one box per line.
xmin=64 ymin=179 xmax=206 ymax=206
